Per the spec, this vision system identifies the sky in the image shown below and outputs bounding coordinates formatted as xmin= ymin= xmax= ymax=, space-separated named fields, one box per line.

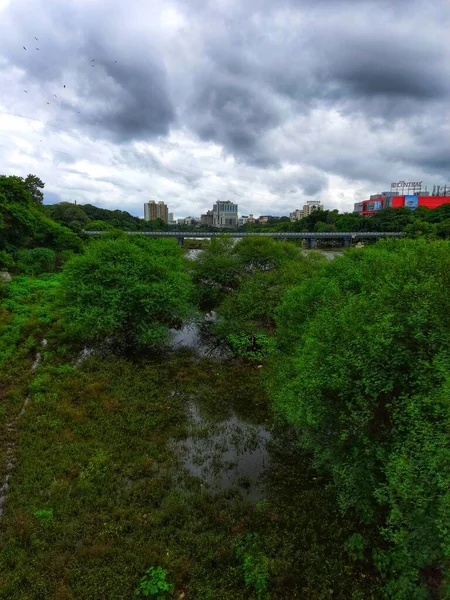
xmin=1 ymin=0 xmax=450 ymax=219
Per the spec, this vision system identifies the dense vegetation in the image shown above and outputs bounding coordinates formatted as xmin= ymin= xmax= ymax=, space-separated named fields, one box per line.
xmin=1 ymin=172 xmax=450 ymax=599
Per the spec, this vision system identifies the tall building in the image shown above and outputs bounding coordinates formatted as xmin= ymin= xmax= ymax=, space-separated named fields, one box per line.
xmin=212 ymin=200 xmax=238 ymax=228
xmin=144 ymin=200 xmax=169 ymax=223
xmin=201 ymin=210 xmax=214 ymax=226
xmin=238 ymin=215 xmax=248 ymax=227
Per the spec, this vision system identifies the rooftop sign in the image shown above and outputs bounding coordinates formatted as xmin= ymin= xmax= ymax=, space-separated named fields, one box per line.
xmin=391 ymin=181 xmax=422 ymax=190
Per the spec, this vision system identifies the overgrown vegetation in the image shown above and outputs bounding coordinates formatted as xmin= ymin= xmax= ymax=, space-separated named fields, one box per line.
xmin=1 ymin=174 xmax=450 ymax=599
xmin=58 ymin=233 xmax=193 ymax=350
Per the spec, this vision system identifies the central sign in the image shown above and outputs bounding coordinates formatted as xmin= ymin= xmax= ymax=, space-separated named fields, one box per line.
xmin=391 ymin=181 xmax=422 ymax=190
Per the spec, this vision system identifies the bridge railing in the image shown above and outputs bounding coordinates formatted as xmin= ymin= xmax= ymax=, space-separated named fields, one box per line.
xmin=83 ymin=231 xmax=406 ymax=239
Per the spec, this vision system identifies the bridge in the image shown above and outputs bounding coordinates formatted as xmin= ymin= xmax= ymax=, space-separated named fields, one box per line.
xmin=84 ymin=230 xmax=405 ymax=249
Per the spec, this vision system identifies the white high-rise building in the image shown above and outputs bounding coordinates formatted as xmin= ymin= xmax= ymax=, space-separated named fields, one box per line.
xmin=212 ymin=200 xmax=238 ymax=228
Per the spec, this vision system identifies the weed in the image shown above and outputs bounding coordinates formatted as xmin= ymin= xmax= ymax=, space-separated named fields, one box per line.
xmin=135 ymin=566 xmax=174 ymax=599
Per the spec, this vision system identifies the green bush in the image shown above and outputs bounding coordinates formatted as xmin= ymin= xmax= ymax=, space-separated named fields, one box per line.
xmin=272 ymin=239 xmax=450 ymax=597
xmin=16 ymin=248 xmax=57 ymax=275
xmin=135 ymin=566 xmax=173 ymax=599
xmin=0 ymin=250 xmax=14 ymax=270
xmin=235 ymin=534 xmax=270 ymax=600
xmin=58 ymin=236 xmax=194 ymax=349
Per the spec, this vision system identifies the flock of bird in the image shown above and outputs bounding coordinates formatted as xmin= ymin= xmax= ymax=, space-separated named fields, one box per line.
xmin=22 ymin=38 xmax=118 ymax=111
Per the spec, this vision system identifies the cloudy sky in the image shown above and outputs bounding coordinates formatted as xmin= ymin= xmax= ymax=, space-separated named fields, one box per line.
xmin=1 ymin=0 xmax=449 ymax=218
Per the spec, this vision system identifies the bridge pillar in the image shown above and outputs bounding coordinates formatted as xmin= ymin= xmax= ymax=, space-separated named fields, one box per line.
xmin=177 ymin=236 xmax=184 ymax=247
xmin=307 ymin=237 xmax=316 ymax=249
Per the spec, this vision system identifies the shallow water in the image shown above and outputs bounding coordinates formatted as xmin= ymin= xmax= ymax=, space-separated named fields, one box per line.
xmin=175 ymin=401 xmax=270 ymax=500
xmin=169 ymin=316 xmax=231 ymax=358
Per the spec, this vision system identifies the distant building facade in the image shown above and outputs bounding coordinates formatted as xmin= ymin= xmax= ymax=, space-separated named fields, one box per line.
xmin=258 ymin=215 xmax=271 ymax=224
xmin=238 ymin=215 xmax=248 ymax=227
xmin=353 ymin=202 xmax=363 ymax=214
xmin=290 ymin=201 xmax=323 ymax=221
xmin=247 ymin=214 xmax=256 ymax=224
xmin=212 ymin=200 xmax=238 ymax=228
xmin=144 ymin=200 xmax=169 ymax=223
xmin=201 ymin=210 xmax=214 ymax=227
xmin=290 ymin=209 xmax=304 ymax=222
xmin=302 ymin=200 xmax=323 ymax=217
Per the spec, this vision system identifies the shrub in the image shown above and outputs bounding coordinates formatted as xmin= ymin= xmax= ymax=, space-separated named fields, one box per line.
xmin=16 ymin=248 xmax=57 ymax=275
xmin=135 ymin=566 xmax=173 ymax=599
xmin=58 ymin=236 xmax=194 ymax=349
xmin=235 ymin=534 xmax=270 ymax=600
xmin=0 ymin=250 xmax=14 ymax=270
xmin=272 ymin=239 xmax=450 ymax=597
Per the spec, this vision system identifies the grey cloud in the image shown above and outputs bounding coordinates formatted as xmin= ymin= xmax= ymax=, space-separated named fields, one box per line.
xmin=2 ymin=0 xmax=450 ymax=215
xmin=1 ymin=0 xmax=175 ymax=143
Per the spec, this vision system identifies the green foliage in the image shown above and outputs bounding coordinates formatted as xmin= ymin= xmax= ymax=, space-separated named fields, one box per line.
xmin=135 ymin=566 xmax=174 ymax=598
xmin=24 ymin=174 xmax=45 ymax=205
xmin=16 ymin=248 xmax=57 ymax=274
xmin=84 ymin=219 xmax=113 ymax=231
xmin=0 ymin=250 xmax=14 ymax=270
xmin=228 ymin=332 xmax=276 ymax=361
xmin=0 ymin=175 xmax=83 ymax=253
xmin=272 ymin=239 xmax=450 ymax=596
xmin=191 ymin=236 xmax=241 ymax=305
xmin=0 ymin=274 xmax=60 ymax=367
xmin=235 ymin=534 xmax=270 ymax=600
xmin=201 ymin=237 xmax=326 ymax=358
xmin=346 ymin=533 xmax=366 ymax=562
xmin=59 ymin=236 xmax=194 ymax=349
xmin=33 ymin=508 xmax=54 ymax=524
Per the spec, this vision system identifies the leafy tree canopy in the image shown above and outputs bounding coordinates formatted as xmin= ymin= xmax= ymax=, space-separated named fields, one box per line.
xmin=272 ymin=238 xmax=450 ymax=597
xmin=59 ymin=235 xmax=194 ymax=349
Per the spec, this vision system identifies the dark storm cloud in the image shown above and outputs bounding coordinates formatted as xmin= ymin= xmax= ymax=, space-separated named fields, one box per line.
xmin=0 ymin=0 xmax=175 ymax=143
xmin=181 ymin=0 xmax=450 ymax=175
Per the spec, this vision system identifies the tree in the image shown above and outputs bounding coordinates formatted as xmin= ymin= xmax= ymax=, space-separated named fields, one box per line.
xmin=24 ymin=174 xmax=45 ymax=205
xmin=273 ymin=239 xmax=450 ymax=597
xmin=0 ymin=176 xmax=82 ymax=252
xmin=59 ymin=235 xmax=194 ymax=349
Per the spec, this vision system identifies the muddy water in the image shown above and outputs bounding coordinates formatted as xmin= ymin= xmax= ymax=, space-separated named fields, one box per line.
xmin=169 ymin=315 xmax=231 ymax=358
xmin=175 ymin=401 xmax=270 ymax=500
xmin=170 ymin=320 xmax=270 ymax=499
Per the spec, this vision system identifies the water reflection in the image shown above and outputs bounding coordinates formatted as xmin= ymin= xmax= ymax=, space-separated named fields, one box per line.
xmin=175 ymin=402 xmax=270 ymax=500
xmin=169 ymin=317 xmax=231 ymax=358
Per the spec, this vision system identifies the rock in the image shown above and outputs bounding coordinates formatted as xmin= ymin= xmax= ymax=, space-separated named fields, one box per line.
xmin=0 ymin=271 xmax=12 ymax=283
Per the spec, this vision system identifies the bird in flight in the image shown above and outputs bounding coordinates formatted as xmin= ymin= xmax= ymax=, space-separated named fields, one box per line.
xmin=24 ymin=90 xmax=28 ymax=93
xmin=36 ymin=48 xmax=39 ymax=50
xmin=91 ymin=58 xmax=95 ymax=62
xmin=35 ymin=37 xmax=39 ymax=41
xmin=23 ymin=46 xmax=27 ymax=50
xmin=53 ymin=94 xmax=57 ymax=98
xmin=63 ymin=85 xmax=66 ymax=88
xmin=47 ymin=102 xmax=50 ymax=104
